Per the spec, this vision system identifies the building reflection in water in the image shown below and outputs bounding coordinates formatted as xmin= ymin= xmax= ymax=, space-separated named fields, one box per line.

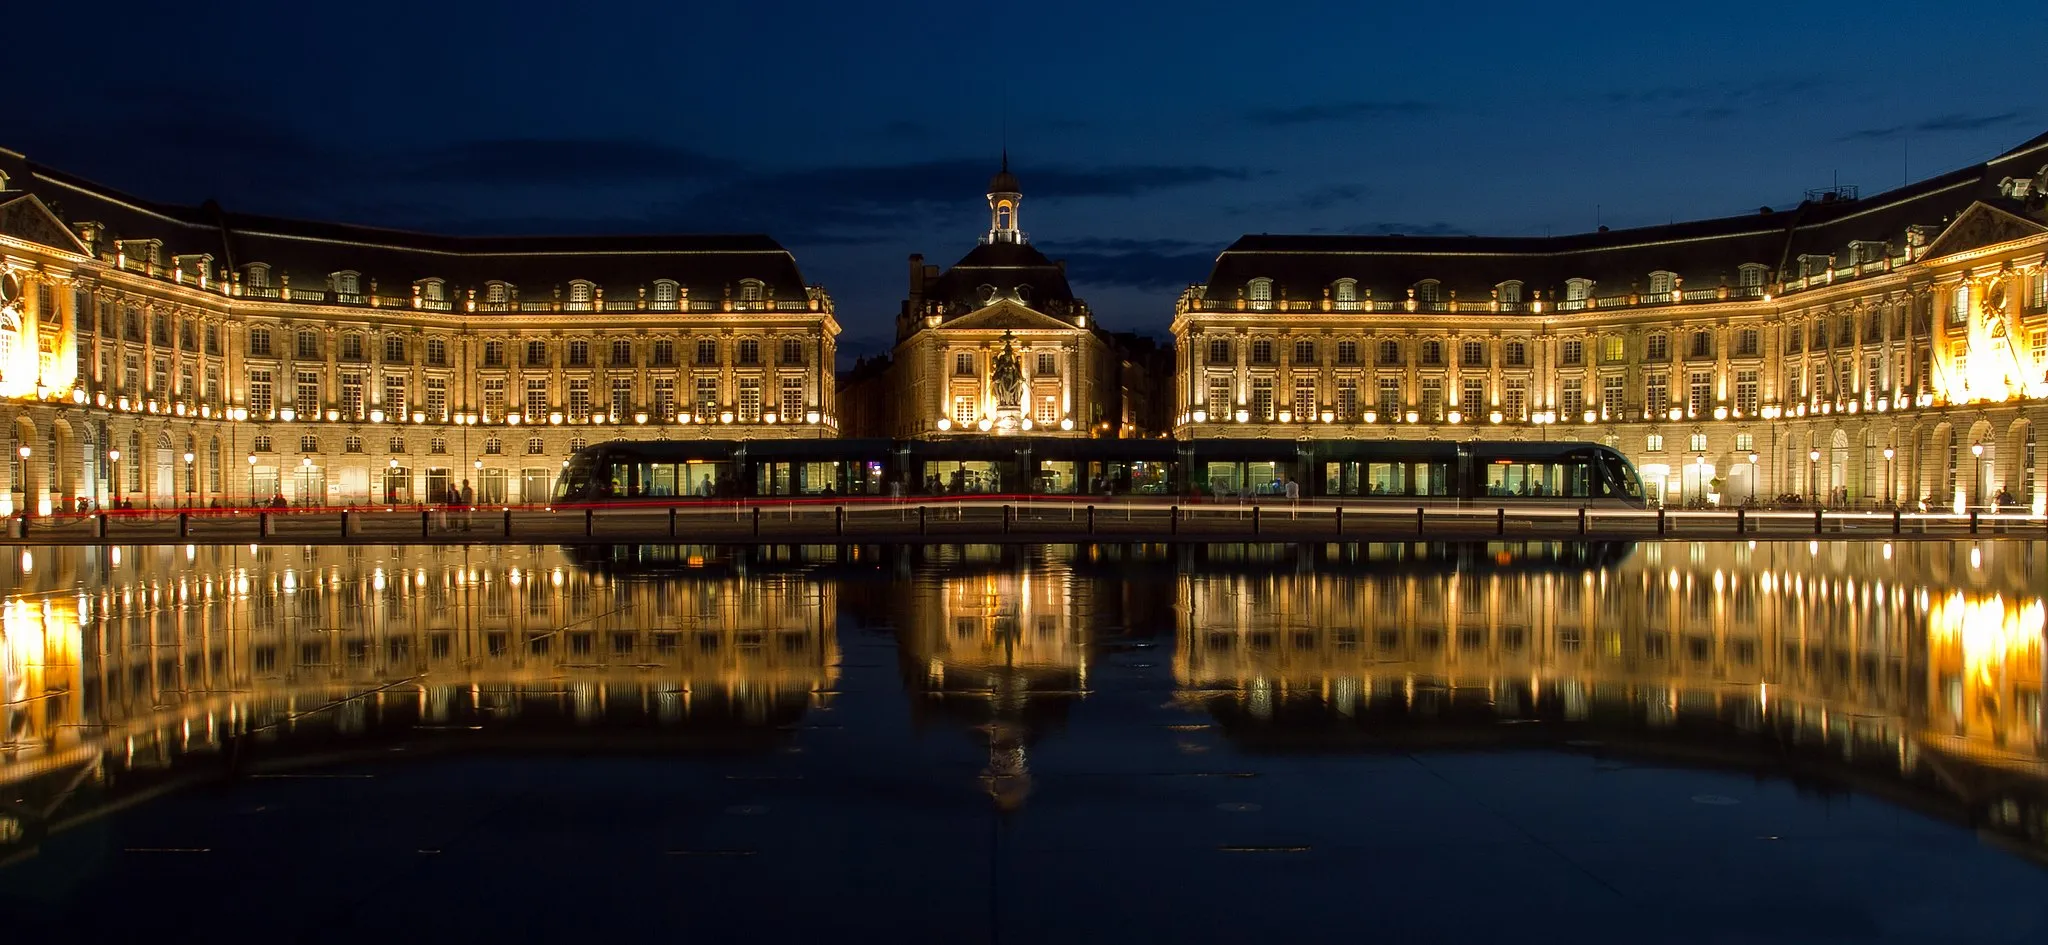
xmin=1174 ymin=540 xmax=2047 ymax=852
xmin=0 ymin=543 xmax=840 ymax=855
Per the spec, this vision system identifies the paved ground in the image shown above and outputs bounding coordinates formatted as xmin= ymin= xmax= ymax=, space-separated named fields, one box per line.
xmin=5 ymin=625 xmax=2045 ymax=944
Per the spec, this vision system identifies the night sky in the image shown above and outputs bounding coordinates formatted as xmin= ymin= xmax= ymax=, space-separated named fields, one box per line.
xmin=9 ymin=0 xmax=2040 ymax=359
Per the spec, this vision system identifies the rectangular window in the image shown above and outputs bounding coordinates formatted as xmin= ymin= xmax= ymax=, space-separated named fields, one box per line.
xmin=1735 ymin=433 xmax=1754 ymax=452
xmin=295 ymin=371 xmax=320 ymax=417
xmin=483 ymin=379 xmax=505 ymax=422
xmin=1035 ymin=352 xmax=1056 ymax=376
xmin=483 ymin=340 xmax=505 ymax=367
xmin=1785 ymin=326 xmax=1802 ymax=355
xmin=249 ymin=327 xmax=273 ymax=357
xmin=1737 ymin=328 xmax=1759 ymax=357
xmin=1735 ymin=370 xmax=1758 ymax=415
xmin=1336 ymin=341 xmax=1358 ymax=365
xmin=1646 ymin=333 xmax=1668 ymax=362
xmin=526 ymin=379 xmax=549 ymax=420
xmin=384 ymin=335 xmax=407 ymax=363
xmin=1293 ymin=340 xmax=1316 ymax=365
xmin=1208 ymin=339 xmax=1231 ymax=365
xmin=780 ymin=377 xmax=805 ymax=421
xmin=1251 ymin=340 xmax=1275 ymax=364
xmin=1785 ymin=366 xmax=1803 ymax=400
xmin=1865 ymin=354 xmax=1882 ymax=395
xmin=150 ymin=357 xmax=168 ymax=395
xmin=1462 ymin=378 xmax=1485 ymax=413
xmin=342 ymin=372 xmax=364 ymax=419
xmin=652 ymin=378 xmax=676 ymax=418
xmin=1207 ymin=377 xmax=1232 ymax=414
xmin=738 ymin=339 xmax=761 ymax=365
xmin=1504 ymin=379 xmax=1526 ymax=420
xmin=1034 ymin=394 xmax=1059 ymax=425
xmin=611 ymin=377 xmax=633 ymax=420
xmin=737 ymin=378 xmax=762 ymax=421
xmin=1376 ymin=378 xmax=1401 ymax=416
xmin=1601 ymin=336 xmax=1624 ymax=363
xmin=1293 ymin=377 xmax=1316 ymax=420
xmin=953 ymin=395 xmax=977 ymax=426
xmin=780 ymin=338 xmax=804 ymax=366
xmin=525 ymin=340 xmax=548 ymax=367
xmin=1646 ymin=434 xmax=1664 ymax=452
xmin=1420 ymin=341 xmax=1443 ymax=366
xmin=1688 ymin=371 xmax=1711 ymax=417
xmin=612 ymin=339 xmax=634 ymax=367
xmin=339 ymin=334 xmax=363 ymax=361
xmin=427 ymin=338 xmax=448 ymax=366
xmin=383 ymin=376 xmax=408 ymax=417
xmin=426 ymin=377 xmax=448 ymax=422
xmin=1560 ymin=339 xmax=1583 ymax=366
xmin=1251 ymin=377 xmax=1275 ymax=420
xmin=567 ymin=379 xmax=591 ymax=421
xmin=1336 ymin=378 xmax=1359 ymax=419
xmin=1420 ymin=377 xmax=1443 ymax=421
xmin=204 ymin=366 xmax=220 ymax=402
xmin=1688 ymin=433 xmax=1708 ymax=452
xmin=1646 ymin=375 xmax=1669 ymax=416
xmin=1560 ymin=378 xmax=1583 ymax=418
xmin=249 ymin=369 xmax=273 ymax=417
xmin=2033 ymin=330 xmax=2047 ymax=365
xmin=296 ymin=330 xmax=320 ymax=360
xmin=696 ymin=339 xmax=719 ymax=366
xmin=1600 ymin=375 xmax=1624 ymax=418
xmin=567 ymin=340 xmax=590 ymax=367
xmin=956 ymin=352 xmax=975 ymax=376
xmin=650 ymin=340 xmax=674 ymax=367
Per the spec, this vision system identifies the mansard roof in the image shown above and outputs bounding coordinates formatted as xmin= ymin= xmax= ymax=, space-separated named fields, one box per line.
xmin=1202 ymin=130 xmax=2048 ymax=305
xmin=926 ymin=240 xmax=1077 ymax=310
xmin=0 ymin=148 xmax=814 ymax=302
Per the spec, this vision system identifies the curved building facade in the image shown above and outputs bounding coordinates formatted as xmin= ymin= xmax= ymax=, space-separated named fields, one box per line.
xmin=1174 ymin=133 xmax=2048 ymax=510
xmin=0 ymin=149 xmax=839 ymax=512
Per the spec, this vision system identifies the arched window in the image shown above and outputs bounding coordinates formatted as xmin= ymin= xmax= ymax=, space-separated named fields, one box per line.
xmin=1737 ymin=264 xmax=1768 ymax=290
xmin=1690 ymin=330 xmax=1714 ymax=359
xmin=330 ymin=271 xmax=361 ymax=297
xmin=567 ymin=280 xmax=595 ymax=308
xmin=1414 ymin=280 xmax=1441 ymax=304
xmin=1248 ymin=277 xmax=1274 ymax=310
xmin=651 ymin=280 xmax=679 ymax=310
xmin=417 ymin=278 xmax=447 ymax=306
xmin=1378 ymin=339 xmax=1402 ymax=365
xmin=1504 ymin=340 xmax=1528 ymax=367
xmin=1496 ymin=280 xmax=1523 ymax=305
xmin=1564 ymin=278 xmax=1593 ymax=303
xmin=485 ymin=281 xmax=513 ymax=305
xmin=996 ymin=205 xmax=1012 ymax=231
xmin=1648 ymin=271 xmax=1676 ymax=297
xmin=245 ymin=263 xmax=271 ymax=289
xmin=738 ymin=279 xmax=765 ymax=303
xmin=1332 ymin=278 xmax=1358 ymax=308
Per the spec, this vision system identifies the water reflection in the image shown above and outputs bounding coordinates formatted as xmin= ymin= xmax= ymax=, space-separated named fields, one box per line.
xmin=1 ymin=540 xmax=2044 ymax=864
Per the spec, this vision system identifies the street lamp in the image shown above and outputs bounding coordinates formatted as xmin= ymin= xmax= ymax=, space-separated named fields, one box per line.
xmin=301 ymin=456 xmax=314 ymax=507
xmin=387 ymin=457 xmax=400 ymax=505
xmin=1882 ymin=446 xmax=1895 ymax=508
xmin=108 ymin=448 xmax=121 ymax=509
xmin=1808 ymin=448 xmax=1821 ymax=506
xmin=1970 ymin=442 xmax=1985 ymax=507
xmin=183 ymin=451 xmax=195 ymax=508
xmin=15 ymin=445 xmax=30 ymax=513
xmin=1694 ymin=454 xmax=1707 ymax=506
xmin=248 ymin=453 xmax=258 ymax=506
xmin=1746 ymin=452 xmax=1758 ymax=505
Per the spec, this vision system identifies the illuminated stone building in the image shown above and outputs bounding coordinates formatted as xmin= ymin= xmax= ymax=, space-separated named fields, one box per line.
xmin=0 ymin=148 xmax=839 ymax=512
xmin=1175 ymin=133 xmax=2048 ymax=510
xmin=876 ymin=160 xmax=1122 ymax=439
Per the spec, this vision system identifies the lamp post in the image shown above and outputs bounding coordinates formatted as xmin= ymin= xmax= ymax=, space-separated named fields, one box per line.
xmin=1970 ymin=441 xmax=1985 ymax=508
xmin=247 ymin=453 xmax=257 ymax=507
xmin=1746 ymin=452 xmax=1758 ymax=505
xmin=1694 ymin=454 xmax=1707 ymax=506
xmin=183 ymin=451 xmax=195 ymax=508
xmin=387 ymin=457 xmax=400 ymax=505
xmin=15 ymin=445 xmax=30 ymax=514
xmin=300 ymin=456 xmax=314 ymax=507
xmin=1882 ymin=446 xmax=1895 ymax=509
xmin=108 ymin=448 xmax=120 ymax=509
xmin=1808 ymin=448 xmax=1820 ymax=506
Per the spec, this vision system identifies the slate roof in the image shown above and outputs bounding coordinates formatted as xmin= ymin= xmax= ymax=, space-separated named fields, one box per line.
xmin=925 ymin=239 xmax=1077 ymax=311
xmin=0 ymin=148 xmax=814 ymax=303
xmin=1200 ymin=130 xmax=2048 ymax=306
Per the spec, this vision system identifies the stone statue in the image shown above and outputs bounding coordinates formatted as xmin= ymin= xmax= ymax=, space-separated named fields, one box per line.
xmin=992 ymin=331 xmax=1024 ymax=406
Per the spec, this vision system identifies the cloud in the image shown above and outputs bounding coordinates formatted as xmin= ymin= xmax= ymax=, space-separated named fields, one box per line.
xmin=1603 ymin=75 xmax=1830 ymax=121
xmin=1292 ymin=182 xmax=1370 ymax=208
xmin=1837 ymin=111 xmax=2031 ymax=141
xmin=1244 ymin=100 xmax=1437 ymax=127
xmin=1309 ymin=221 xmax=1471 ymax=237
xmin=1037 ymin=236 xmax=1222 ymax=291
xmin=401 ymin=138 xmax=738 ymax=184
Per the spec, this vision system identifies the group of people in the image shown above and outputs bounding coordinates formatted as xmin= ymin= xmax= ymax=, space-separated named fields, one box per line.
xmin=432 ymin=480 xmax=478 ymax=531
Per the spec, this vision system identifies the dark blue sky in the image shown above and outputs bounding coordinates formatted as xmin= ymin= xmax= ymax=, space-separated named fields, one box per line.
xmin=10 ymin=0 xmax=2039 ymax=357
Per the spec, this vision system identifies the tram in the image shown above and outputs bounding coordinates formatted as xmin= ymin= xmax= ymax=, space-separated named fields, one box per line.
xmin=553 ymin=437 xmax=1647 ymax=508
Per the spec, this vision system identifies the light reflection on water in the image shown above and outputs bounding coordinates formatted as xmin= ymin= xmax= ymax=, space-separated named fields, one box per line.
xmin=0 ymin=540 xmax=2043 ymax=856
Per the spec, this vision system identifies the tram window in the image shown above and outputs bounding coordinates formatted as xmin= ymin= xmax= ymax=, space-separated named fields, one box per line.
xmin=1414 ymin=461 xmax=1451 ymax=496
xmin=1246 ymin=462 xmax=1281 ymax=495
xmin=1204 ymin=462 xmax=1240 ymax=496
xmin=1037 ymin=460 xmax=1077 ymax=494
xmin=1366 ymin=462 xmax=1407 ymax=495
xmin=799 ymin=461 xmax=840 ymax=494
xmin=1600 ymin=454 xmax=1643 ymax=498
xmin=1324 ymin=462 xmax=1361 ymax=496
xmin=1484 ymin=460 xmax=1594 ymax=498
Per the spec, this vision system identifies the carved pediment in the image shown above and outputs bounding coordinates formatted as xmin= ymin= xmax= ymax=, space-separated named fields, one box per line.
xmin=0 ymin=194 xmax=91 ymax=254
xmin=1920 ymin=201 xmax=2047 ymax=261
xmin=941 ymin=300 xmax=1078 ymax=333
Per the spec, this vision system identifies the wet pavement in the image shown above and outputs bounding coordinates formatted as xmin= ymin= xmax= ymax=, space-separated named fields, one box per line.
xmin=2 ymin=540 xmax=2045 ymax=943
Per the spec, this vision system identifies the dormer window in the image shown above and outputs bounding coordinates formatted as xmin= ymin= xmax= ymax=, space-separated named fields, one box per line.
xmin=1849 ymin=241 xmax=1887 ymax=265
xmin=978 ymin=284 xmax=998 ymax=304
xmin=331 ymin=271 xmax=361 ymax=298
xmin=567 ymin=280 xmax=595 ymax=310
xmin=245 ymin=263 xmax=270 ymax=289
xmin=1737 ymin=264 xmax=1768 ymax=290
xmin=417 ymin=278 xmax=448 ymax=309
xmin=1332 ymin=278 xmax=1359 ymax=309
xmin=651 ymin=280 xmax=680 ymax=310
xmin=1564 ymin=277 xmax=1593 ymax=302
xmin=1414 ymin=280 xmax=1441 ymax=305
xmin=1798 ymin=255 xmax=1829 ymax=278
xmin=738 ymin=279 xmax=765 ymax=303
xmin=1247 ymin=277 xmax=1274 ymax=311
xmin=1497 ymin=280 xmax=1523 ymax=305
xmin=485 ymin=281 xmax=513 ymax=305
xmin=1648 ymin=271 xmax=1676 ymax=297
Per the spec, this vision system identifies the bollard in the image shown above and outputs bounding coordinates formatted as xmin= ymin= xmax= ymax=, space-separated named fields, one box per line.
xmin=1969 ymin=510 xmax=1979 ymax=534
xmin=1496 ymin=507 xmax=1505 ymax=535
xmin=1416 ymin=507 xmax=1424 ymax=535
xmin=423 ymin=510 xmax=432 ymax=539
xmin=1892 ymin=509 xmax=1902 ymax=534
xmin=503 ymin=508 xmax=512 ymax=537
xmin=1003 ymin=504 xmax=1011 ymax=534
xmin=1813 ymin=509 xmax=1823 ymax=535
xmin=669 ymin=506 xmax=678 ymax=538
xmin=179 ymin=512 xmax=189 ymax=538
xmin=1736 ymin=508 xmax=1745 ymax=534
xmin=585 ymin=508 xmax=595 ymax=538
xmin=752 ymin=506 xmax=761 ymax=537
xmin=98 ymin=512 xmax=108 ymax=539
xmin=1170 ymin=505 xmax=1180 ymax=535
xmin=1087 ymin=505 xmax=1096 ymax=534
xmin=334 ymin=510 xmax=343 ymax=538
xmin=1251 ymin=505 xmax=1259 ymax=534
xmin=1335 ymin=505 xmax=1344 ymax=536
xmin=1577 ymin=507 xmax=1587 ymax=535
xmin=1657 ymin=508 xmax=1666 ymax=534
xmin=835 ymin=505 xmax=845 ymax=536
xmin=918 ymin=505 xmax=927 ymax=535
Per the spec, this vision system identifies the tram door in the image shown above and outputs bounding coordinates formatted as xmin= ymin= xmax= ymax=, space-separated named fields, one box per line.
xmin=1455 ymin=445 xmax=1474 ymax=506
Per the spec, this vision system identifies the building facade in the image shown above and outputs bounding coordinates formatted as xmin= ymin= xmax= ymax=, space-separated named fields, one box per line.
xmin=879 ymin=162 xmax=1120 ymax=439
xmin=1173 ymin=133 xmax=2048 ymax=510
xmin=0 ymin=149 xmax=838 ymax=512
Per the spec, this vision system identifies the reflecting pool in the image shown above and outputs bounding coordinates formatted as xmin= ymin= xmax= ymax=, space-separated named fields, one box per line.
xmin=2 ymin=541 xmax=2045 ymax=942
